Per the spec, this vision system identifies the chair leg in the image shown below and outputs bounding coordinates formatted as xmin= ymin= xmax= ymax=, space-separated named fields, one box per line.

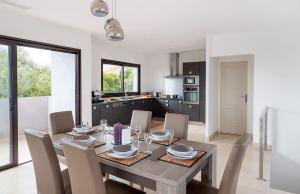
xmin=129 ymin=181 xmax=133 ymax=187
xmin=140 ymin=186 xmax=144 ymax=191
xmin=105 ymin=173 xmax=109 ymax=180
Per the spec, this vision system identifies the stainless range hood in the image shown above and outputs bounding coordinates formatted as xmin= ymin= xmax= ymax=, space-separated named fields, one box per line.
xmin=164 ymin=53 xmax=183 ymax=78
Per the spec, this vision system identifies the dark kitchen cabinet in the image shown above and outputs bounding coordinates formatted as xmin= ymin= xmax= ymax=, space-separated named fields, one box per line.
xmin=183 ymin=62 xmax=200 ymax=75
xmin=153 ymin=99 xmax=166 ymax=117
xmin=92 ymin=103 xmax=113 ymax=126
xmin=112 ymin=101 xmax=132 ymax=125
xmin=183 ymin=104 xmax=200 ymax=122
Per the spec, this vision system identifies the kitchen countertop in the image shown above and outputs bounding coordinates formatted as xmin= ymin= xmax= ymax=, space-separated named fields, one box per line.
xmin=92 ymin=95 xmax=183 ymax=105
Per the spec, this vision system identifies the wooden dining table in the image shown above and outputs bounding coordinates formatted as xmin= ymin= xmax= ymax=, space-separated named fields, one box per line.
xmin=52 ymin=130 xmax=217 ymax=194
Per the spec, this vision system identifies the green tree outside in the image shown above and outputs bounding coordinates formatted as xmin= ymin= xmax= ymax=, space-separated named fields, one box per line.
xmin=103 ymin=67 xmax=135 ymax=93
xmin=0 ymin=47 xmax=51 ymax=98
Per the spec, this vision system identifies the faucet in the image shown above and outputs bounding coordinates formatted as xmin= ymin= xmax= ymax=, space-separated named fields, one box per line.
xmin=125 ymin=91 xmax=128 ymax=97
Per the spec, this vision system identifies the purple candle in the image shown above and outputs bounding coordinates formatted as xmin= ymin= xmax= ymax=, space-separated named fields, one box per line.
xmin=114 ymin=123 xmax=123 ymax=145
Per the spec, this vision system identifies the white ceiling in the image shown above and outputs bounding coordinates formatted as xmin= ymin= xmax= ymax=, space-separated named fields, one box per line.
xmin=1 ymin=0 xmax=300 ymax=54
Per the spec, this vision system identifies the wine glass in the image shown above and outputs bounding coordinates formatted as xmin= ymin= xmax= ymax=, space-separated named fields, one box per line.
xmin=103 ymin=125 xmax=109 ymax=143
xmin=144 ymin=133 xmax=153 ymax=154
xmin=168 ymin=129 xmax=175 ymax=146
xmin=134 ymin=125 xmax=142 ymax=142
xmin=100 ymin=119 xmax=107 ymax=130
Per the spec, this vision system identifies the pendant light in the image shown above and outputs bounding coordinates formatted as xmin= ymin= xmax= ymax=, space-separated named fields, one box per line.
xmin=105 ymin=0 xmax=124 ymax=41
xmin=91 ymin=0 xmax=109 ymax=17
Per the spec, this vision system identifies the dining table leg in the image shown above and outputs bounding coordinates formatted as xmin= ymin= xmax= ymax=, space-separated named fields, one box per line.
xmin=156 ymin=179 xmax=186 ymax=194
xmin=201 ymin=148 xmax=217 ymax=187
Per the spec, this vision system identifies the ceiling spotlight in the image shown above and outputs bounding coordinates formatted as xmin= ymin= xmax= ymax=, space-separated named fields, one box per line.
xmin=91 ymin=0 xmax=109 ymax=17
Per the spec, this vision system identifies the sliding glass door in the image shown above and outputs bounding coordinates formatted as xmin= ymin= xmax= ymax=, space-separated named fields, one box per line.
xmin=0 ymin=43 xmax=13 ymax=170
xmin=0 ymin=35 xmax=81 ymax=169
xmin=17 ymin=46 xmax=78 ymax=163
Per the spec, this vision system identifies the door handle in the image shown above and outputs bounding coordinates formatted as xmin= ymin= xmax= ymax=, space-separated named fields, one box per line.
xmin=242 ymin=94 xmax=248 ymax=103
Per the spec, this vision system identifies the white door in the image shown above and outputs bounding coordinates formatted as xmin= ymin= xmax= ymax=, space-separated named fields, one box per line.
xmin=220 ymin=61 xmax=247 ymax=135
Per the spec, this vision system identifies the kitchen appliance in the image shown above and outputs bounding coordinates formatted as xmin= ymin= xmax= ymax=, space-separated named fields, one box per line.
xmin=183 ymin=86 xmax=199 ymax=104
xmin=183 ymin=75 xmax=199 ymax=86
xmin=92 ymin=90 xmax=104 ymax=103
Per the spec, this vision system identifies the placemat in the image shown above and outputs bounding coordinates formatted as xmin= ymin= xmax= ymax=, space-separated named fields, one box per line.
xmin=159 ymin=151 xmax=206 ymax=167
xmin=140 ymin=137 xmax=179 ymax=146
xmin=91 ymin=140 xmax=106 ymax=148
xmin=98 ymin=152 xmax=148 ymax=166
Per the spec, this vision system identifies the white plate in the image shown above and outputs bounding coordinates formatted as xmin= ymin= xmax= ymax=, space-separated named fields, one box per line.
xmin=167 ymin=150 xmax=198 ymax=160
xmin=151 ymin=131 xmax=170 ymax=140
xmin=107 ymin=150 xmax=138 ymax=159
xmin=73 ymin=127 xmax=96 ymax=134
xmin=73 ymin=136 xmax=96 ymax=145
xmin=111 ymin=139 xmax=133 ymax=145
xmin=168 ymin=145 xmax=194 ymax=156
xmin=113 ymin=146 xmax=137 ymax=156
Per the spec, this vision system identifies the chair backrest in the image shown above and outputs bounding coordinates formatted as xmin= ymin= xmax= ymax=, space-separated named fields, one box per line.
xmin=50 ymin=111 xmax=75 ymax=135
xmin=164 ymin=113 xmax=189 ymax=139
xmin=130 ymin=110 xmax=152 ymax=133
xmin=218 ymin=134 xmax=251 ymax=194
xmin=62 ymin=139 xmax=106 ymax=194
xmin=24 ymin=129 xmax=65 ymax=194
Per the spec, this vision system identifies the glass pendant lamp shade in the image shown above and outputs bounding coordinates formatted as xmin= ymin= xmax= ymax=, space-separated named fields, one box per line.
xmin=106 ymin=25 xmax=124 ymax=41
xmin=91 ymin=0 xmax=109 ymax=17
xmin=104 ymin=18 xmax=121 ymax=30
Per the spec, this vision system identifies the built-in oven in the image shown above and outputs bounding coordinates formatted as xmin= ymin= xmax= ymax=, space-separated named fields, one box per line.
xmin=183 ymin=75 xmax=199 ymax=86
xmin=183 ymin=86 xmax=199 ymax=104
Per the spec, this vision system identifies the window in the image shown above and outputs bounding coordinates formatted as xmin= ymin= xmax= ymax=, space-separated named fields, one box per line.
xmin=101 ymin=59 xmax=140 ymax=96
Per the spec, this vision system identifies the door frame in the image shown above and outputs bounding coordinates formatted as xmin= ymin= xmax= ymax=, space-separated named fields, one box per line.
xmin=0 ymin=34 xmax=81 ymax=170
xmin=216 ymin=55 xmax=254 ymax=135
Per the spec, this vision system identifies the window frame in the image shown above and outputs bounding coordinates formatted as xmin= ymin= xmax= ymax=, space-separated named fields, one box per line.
xmin=101 ymin=59 xmax=141 ymax=97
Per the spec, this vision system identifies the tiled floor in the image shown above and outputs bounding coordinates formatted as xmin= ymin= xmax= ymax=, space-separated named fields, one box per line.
xmin=0 ymin=123 xmax=292 ymax=194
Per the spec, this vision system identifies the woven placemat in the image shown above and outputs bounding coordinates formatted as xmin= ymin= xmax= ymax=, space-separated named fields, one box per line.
xmin=159 ymin=151 xmax=206 ymax=167
xmin=98 ymin=152 xmax=148 ymax=166
xmin=91 ymin=141 xmax=106 ymax=148
xmin=140 ymin=137 xmax=179 ymax=146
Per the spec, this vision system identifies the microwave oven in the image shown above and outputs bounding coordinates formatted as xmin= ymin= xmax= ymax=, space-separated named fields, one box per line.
xmin=183 ymin=76 xmax=199 ymax=85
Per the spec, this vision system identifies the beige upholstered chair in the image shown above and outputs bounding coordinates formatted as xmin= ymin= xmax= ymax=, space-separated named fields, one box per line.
xmin=130 ymin=110 xmax=152 ymax=133
xmin=187 ymin=134 xmax=251 ymax=194
xmin=61 ymin=139 xmax=145 ymax=194
xmin=24 ymin=129 xmax=72 ymax=194
xmin=164 ymin=112 xmax=189 ymax=139
xmin=50 ymin=111 xmax=75 ymax=135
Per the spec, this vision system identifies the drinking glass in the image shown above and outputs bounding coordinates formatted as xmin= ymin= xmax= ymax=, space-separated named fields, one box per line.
xmin=134 ymin=125 xmax=142 ymax=142
xmin=100 ymin=119 xmax=107 ymax=130
xmin=103 ymin=125 xmax=109 ymax=143
xmin=144 ymin=133 xmax=153 ymax=154
xmin=168 ymin=129 xmax=175 ymax=146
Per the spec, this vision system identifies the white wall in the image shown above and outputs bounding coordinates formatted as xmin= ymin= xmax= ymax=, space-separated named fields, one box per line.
xmin=91 ymin=36 xmax=169 ymax=92
xmin=206 ymin=29 xmax=300 ymax=143
xmin=0 ymin=8 xmax=92 ymax=123
xmin=50 ymin=52 xmax=76 ymax=118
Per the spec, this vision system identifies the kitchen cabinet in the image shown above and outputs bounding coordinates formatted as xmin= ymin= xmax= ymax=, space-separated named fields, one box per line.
xmin=183 ymin=104 xmax=200 ymax=122
xmin=92 ymin=103 xmax=113 ymax=126
xmin=92 ymin=97 xmax=202 ymax=126
xmin=112 ymin=101 xmax=132 ymax=125
xmin=153 ymin=99 xmax=166 ymax=117
xmin=183 ymin=62 xmax=200 ymax=75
